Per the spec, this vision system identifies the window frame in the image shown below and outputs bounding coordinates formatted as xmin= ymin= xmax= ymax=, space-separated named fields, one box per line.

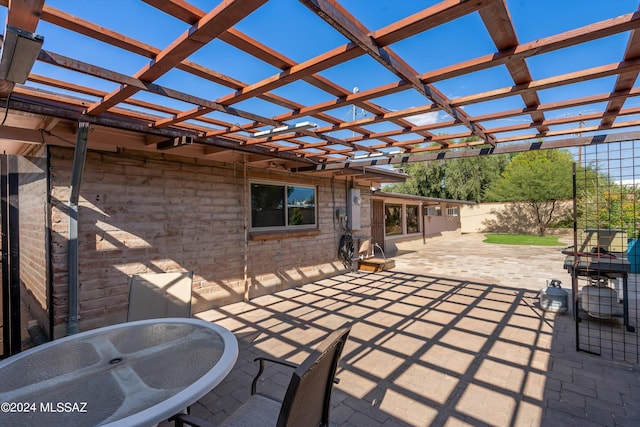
xmin=427 ymin=206 xmax=442 ymax=217
xmin=446 ymin=207 xmax=459 ymax=217
xmin=250 ymin=180 xmax=317 ymax=231
xmin=385 ymin=203 xmax=403 ymax=236
xmin=406 ymin=204 xmax=420 ymax=234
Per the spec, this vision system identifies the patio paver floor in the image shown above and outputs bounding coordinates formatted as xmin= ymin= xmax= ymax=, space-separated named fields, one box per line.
xmin=175 ymin=234 xmax=640 ymax=426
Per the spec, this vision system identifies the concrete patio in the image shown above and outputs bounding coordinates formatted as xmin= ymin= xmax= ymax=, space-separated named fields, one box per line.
xmin=178 ymin=234 xmax=640 ymax=426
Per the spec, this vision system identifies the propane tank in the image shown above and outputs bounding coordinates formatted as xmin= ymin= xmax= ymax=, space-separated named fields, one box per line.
xmin=540 ymin=279 xmax=568 ymax=313
xmin=581 ymin=277 xmax=619 ymax=318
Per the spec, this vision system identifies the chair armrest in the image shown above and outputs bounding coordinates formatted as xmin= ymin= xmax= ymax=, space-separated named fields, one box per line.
xmin=169 ymin=413 xmax=214 ymax=427
xmin=251 ymin=356 xmax=299 ymax=395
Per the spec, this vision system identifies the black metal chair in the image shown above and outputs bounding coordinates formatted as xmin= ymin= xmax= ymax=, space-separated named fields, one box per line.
xmin=172 ymin=323 xmax=352 ymax=427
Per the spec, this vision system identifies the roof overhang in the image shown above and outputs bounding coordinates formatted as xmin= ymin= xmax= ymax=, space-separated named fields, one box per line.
xmin=372 ymin=191 xmax=475 ymax=205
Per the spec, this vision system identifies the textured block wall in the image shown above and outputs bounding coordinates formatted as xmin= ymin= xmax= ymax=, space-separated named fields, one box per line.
xmin=48 ymin=147 xmax=365 ymax=336
xmin=17 ymin=147 xmax=50 ymax=334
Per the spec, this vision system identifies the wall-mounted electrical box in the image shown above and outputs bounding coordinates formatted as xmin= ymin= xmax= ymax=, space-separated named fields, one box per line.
xmin=348 ymin=188 xmax=361 ymax=230
xmin=336 ymin=208 xmax=347 ymax=221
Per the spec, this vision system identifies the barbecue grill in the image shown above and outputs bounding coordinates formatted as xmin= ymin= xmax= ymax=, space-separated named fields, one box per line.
xmin=563 ymin=228 xmax=634 ymax=332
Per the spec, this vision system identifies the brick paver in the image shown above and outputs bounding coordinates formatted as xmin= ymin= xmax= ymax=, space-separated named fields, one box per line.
xmin=172 ymin=234 xmax=640 ymax=427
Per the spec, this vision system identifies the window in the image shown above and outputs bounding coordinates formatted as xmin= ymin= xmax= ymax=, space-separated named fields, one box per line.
xmin=385 ymin=204 xmax=402 ymax=236
xmin=406 ymin=205 xmax=419 ymax=233
xmin=447 ymin=207 xmax=459 ymax=217
xmin=251 ymin=182 xmax=316 ymax=229
xmin=427 ymin=206 xmax=442 ymax=217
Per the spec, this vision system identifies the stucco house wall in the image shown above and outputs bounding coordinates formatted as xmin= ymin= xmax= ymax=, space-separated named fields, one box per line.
xmin=372 ymin=192 xmax=469 ymax=254
xmin=423 ymin=212 xmax=461 ymax=237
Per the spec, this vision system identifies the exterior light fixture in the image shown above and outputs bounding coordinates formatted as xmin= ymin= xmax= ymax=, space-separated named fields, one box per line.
xmin=156 ymin=136 xmax=194 ymax=150
xmin=251 ymin=121 xmax=317 ymax=138
xmin=0 ymin=25 xmax=44 ymax=84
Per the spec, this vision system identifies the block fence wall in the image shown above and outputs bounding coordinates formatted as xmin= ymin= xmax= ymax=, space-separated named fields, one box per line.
xmin=17 ymin=147 xmax=50 ymax=337
xmin=460 ymin=201 xmax=572 ymax=234
xmin=47 ymin=146 xmax=369 ymax=338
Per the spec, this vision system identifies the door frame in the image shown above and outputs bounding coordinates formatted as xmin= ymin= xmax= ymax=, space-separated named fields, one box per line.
xmin=371 ymin=199 xmax=385 ymax=252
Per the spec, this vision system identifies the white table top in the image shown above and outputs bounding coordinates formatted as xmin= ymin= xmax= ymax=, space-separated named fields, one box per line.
xmin=0 ymin=318 xmax=238 ymax=426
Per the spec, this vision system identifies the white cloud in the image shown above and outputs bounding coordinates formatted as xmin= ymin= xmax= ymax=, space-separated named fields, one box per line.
xmin=405 ymin=111 xmax=441 ymax=126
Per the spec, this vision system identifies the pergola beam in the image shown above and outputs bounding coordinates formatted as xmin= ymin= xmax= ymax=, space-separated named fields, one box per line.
xmin=143 ymin=0 xmax=487 ymax=135
xmin=479 ymin=0 xmax=548 ymax=134
xmin=2 ymin=0 xmax=640 ymax=164
xmin=5 ymin=94 xmax=315 ymax=164
xmin=600 ymin=5 xmax=640 ymax=128
xmin=300 ymin=0 xmax=495 ymax=146
xmin=452 ymin=59 xmax=640 ymax=108
xmin=293 ymin=131 xmax=640 ymax=171
xmin=85 ymin=0 xmax=268 ymax=116
xmin=421 ymin=10 xmax=640 ymax=83
xmin=143 ymin=0 xmax=407 ymax=139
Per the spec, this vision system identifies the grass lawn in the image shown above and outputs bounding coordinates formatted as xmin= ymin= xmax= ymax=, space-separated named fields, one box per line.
xmin=483 ymin=233 xmax=566 ymax=246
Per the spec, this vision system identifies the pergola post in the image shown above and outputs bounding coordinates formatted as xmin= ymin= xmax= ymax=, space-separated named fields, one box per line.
xmin=66 ymin=121 xmax=90 ymax=335
xmin=1 ymin=154 xmax=22 ymax=356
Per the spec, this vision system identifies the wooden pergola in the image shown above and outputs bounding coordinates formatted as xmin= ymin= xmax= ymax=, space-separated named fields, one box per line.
xmin=1 ymin=0 xmax=640 ymax=172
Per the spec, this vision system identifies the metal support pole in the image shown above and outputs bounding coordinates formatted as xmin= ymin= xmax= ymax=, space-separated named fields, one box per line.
xmin=1 ymin=154 xmax=10 ymax=356
xmin=7 ymin=156 xmax=20 ymax=354
xmin=243 ymin=156 xmax=249 ymax=303
xmin=1 ymin=154 xmax=22 ymax=356
xmin=572 ymin=162 xmax=580 ymax=352
xmin=66 ymin=121 xmax=90 ymax=335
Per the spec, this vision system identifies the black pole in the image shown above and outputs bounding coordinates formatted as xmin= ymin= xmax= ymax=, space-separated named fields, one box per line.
xmin=1 ymin=154 xmax=9 ymax=357
xmin=572 ymin=162 xmax=580 ymax=352
xmin=7 ymin=155 xmax=20 ymax=355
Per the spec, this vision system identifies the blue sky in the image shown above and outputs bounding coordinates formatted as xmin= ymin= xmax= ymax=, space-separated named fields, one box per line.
xmin=2 ymin=0 xmax=639 ymax=146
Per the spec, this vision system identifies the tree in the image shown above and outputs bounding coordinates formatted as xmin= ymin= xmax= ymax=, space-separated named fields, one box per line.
xmin=486 ymin=149 xmax=574 ymax=236
xmin=443 ymin=154 xmax=511 ymax=202
xmin=385 ymin=160 xmax=448 ymax=198
xmin=576 ymin=166 xmax=640 ymax=236
xmin=385 ymin=151 xmax=510 ymax=201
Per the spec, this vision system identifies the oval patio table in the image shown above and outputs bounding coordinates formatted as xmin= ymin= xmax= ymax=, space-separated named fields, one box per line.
xmin=0 ymin=318 xmax=238 ymax=426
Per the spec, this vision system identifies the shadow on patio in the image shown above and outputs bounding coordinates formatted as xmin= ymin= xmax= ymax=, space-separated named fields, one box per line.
xmin=187 ymin=270 xmax=640 ymax=426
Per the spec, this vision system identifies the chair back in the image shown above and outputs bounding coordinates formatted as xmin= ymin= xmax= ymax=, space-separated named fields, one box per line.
xmin=358 ymin=238 xmax=372 ymax=259
xmin=127 ymin=271 xmax=193 ymax=321
xmin=277 ymin=324 xmax=351 ymax=427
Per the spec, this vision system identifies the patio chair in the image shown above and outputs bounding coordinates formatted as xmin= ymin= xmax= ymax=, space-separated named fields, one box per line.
xmin=356 ymin=238 xmax=390 ymax=272
xmin=358 ymin=238 xmax=387 ymax=260
xmin=358 ymin=238 xmax=373 ymax=259
xmin=127 ymin=271 xmax=195 ymax=422
xmin=127 ymin=271 xmax=193 ymax=321
xmin=171 ymin=323 xmax=352 ymax=427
